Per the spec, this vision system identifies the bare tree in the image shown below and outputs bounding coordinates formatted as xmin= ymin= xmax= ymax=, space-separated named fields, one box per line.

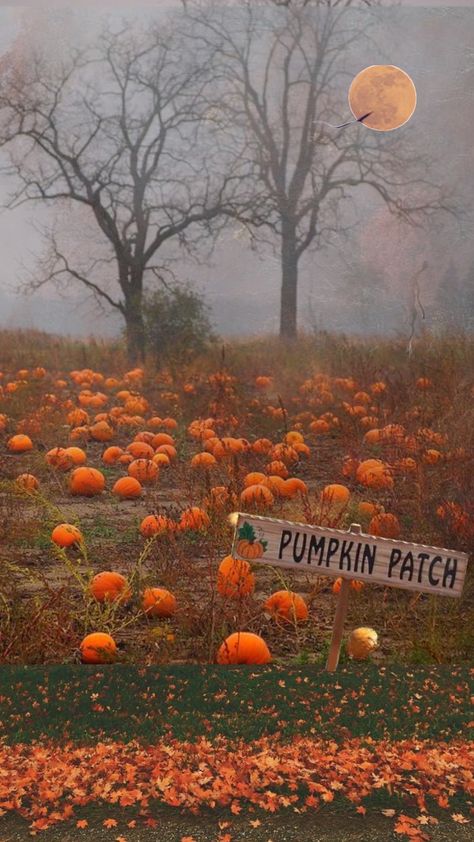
xmin=0 ymin=17 xmax=248 ymax=362
xmin=184 ymin=0 xmax=454 ymax=339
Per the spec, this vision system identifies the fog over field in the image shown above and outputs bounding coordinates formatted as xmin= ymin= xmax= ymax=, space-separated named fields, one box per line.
xmin=0 ymin=1 xmax=473 ymax=339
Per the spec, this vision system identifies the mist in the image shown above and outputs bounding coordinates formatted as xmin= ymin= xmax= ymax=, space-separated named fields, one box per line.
xmin=0 ymin=1 xmax=473 ymax=340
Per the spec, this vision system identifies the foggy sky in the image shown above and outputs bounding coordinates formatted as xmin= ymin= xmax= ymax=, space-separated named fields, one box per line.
xmin=0 ymin=1 xmax=473 ymax=338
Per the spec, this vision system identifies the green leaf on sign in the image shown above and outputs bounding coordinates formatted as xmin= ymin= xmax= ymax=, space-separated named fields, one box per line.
xmin=238 ymin=521 xmax=256 ymax=542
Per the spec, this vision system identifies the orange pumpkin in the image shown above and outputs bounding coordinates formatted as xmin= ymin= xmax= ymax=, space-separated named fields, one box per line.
xmin=217 ymin=631 xmax=271 ymax=665
xmin=112 ymin=476 xmax=143 ymax=499
xmin=67 ymin=408 xmax=90 ymax=427
xmin=64 ymin=446 xmax=87 ymax=465
xmin=282 ymin=477 xmax=308 ymax=497
xmin=152 ymin=432 xmax=175 ymax=448
xmin=191 ymin=452 xmax=217 ymax=469
xmin=80 ymin=632 xmax=117 ymax=664
xmin=102 ymin=446 xmax=124 ymax=465
xmin=70 ymin=467 xmax=105 ymax=497
xmin=142 ymin=587 xmax=177 ymax=618
xmin=368 ymin=513 xmax=400 ymax=539
xmin=217 ymin=556 xmax=255 ymax=599
xmin=127 ymin=458 xmax=159 ymax=483
xmin=51 ymin=523 xmax=83 ymax=548
xmin=89 ymin=571 xmax=131 ymax=603
xmin=320 ymin=484 xmax=350 ymax=507
xmin=179 ymin=507 xmax=210 ymax=530
xmin=264 ymin=590 xmax=308 ymax=622
xmin=7 ymin=434 xmax=33 ymax=453
xmin=88 ymin=421 xmax=113 ymax=442
xmin=240 ymin=484 xmax=274 ymax=507
xmin=46 ymin=447 xmax=73 ymax=470
xmin=140 ymin=514 xmax=176 ymax=538
xmin=127 ymin=441 xmax=155 ymax=460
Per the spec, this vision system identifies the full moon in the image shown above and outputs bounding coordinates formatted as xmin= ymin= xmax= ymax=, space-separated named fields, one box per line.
xmin=348 ymin=65 xmax=417 ymax=131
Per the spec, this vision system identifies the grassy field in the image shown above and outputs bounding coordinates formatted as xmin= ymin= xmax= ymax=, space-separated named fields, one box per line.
xmin=0 ymin=329 xmax=472 ymax=667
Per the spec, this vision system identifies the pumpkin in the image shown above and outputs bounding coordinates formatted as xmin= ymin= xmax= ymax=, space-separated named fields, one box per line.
xmin=217 ymin=555 xmax=255 ymax=599
xmin=240 ymin=484 xmax=274 ymax=507
xmin=140 ymin=514 xmax=176 ymax=538
xmin=320 ymin=484 xmax=350 ymax=507
xmin=80 ymin=632 xmax=117 ymax=664
xmin=265 ymin=460 xmax=289 ymax=478
xmin=243 ymin=472 xmax=267 ymax=487
xmin=152 ymin=432 xmax=174 ymax=448
xmin=70 ymin=467 xmax=105 ymax=497
xmin=264 ymin=590 xmax=308 ymax=622
xmin=357 ymin=501 xmax=382 ymax=518
xmin=280 ymin=478 xmax=308 ymax=497
xmin=127 ymin=458 xmax=159 ymax=483
xmin=162 ymin=417 xmax=178 ymax=430
xmin=134 ymin=431 xmax=155 ymax=445
xmin=127 ymin=441 xmax=155 ymax=460
xmin=112 ymin=476 xmax=142 ymax=499
xmin=51 ymin=523 xmax=83 ymax=548
xmin=368 ymin=513 xmax=400 ymax=539
xmin=155 ymin=444 xmax=177 ymax=461
xmin=205 ymin=485 xmax=237 ymax=509
xmin=255 ymin=376 xmax=272 ymax=389
xmin=356 ymin=459 xmax=393 ymax=490
xmin=347 ymin=627 xmax=378 ymax=660
xmin=263 ymin=475 xmax=287 ymax=496
xmin=46 ymin=447 xmax=73 ymax=470
xmin=191 ymin=452 xmax=217 ymax=469
xmin=152 ymin=452 xmax=171 ymax=468
xmin=252 ymin=438 xmax=273 ymax=455
xmin=16 ymin=473 xmax=39 ymax=491
xmin=64 ymin=446 xmax=87 ymax=465
xmin=217 ymin=631 xmax=272 ymax=665
xmin=284 ymin=430 xmax=304 ymax=445
xmin=89 ymin=571 xmax=131 ymax=604
xmin=179 ymin=507 xmax=210 ymax=530
xmin=102 ymin=446 xmax=124 ymax=465
xmin=7 ymin=434 xmax=33 ymax=453
xmin=142 ymin=587 xmax=177 ymax=618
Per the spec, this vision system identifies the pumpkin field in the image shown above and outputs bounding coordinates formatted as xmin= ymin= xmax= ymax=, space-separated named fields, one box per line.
xmin=0 ymin=329 xmax=473 ymax=840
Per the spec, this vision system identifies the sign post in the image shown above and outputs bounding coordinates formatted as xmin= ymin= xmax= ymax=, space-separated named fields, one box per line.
xmin=230 ymin=512 xmax=469 ymax=671
xmin=325 ymin=523 xmax=361 ymax=672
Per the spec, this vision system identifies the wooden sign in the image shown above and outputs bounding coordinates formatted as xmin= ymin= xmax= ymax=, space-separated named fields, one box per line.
xmin=231 ymin=513 xmax=469 ymax=671
xmin=232 ymin=513 xmax=468 ymax=598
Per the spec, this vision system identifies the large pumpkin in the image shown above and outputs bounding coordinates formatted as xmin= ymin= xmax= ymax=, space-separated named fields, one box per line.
xmin=217 ymin=556 xmax=255 ymax=599
xmin=142 ymin=587 xmax=177 ymax=618
xmin=140 ymin=514 xmax=176 ymax=538
xmin=368 ymin=513 xmax=400 ymax=539
xmin=51 ymin=523 xmax=83 ymax=548
xmin=7 ymin=434 xmax=33 ymax=453
xmin=127 ymin=458 xmax=159 ymax=483
xmin=89 ymin=571 xmax=131 ymax=604
xmin=112 ymin=476 xmax=142 ymax=499
xmin=70 ymin=467 xmax=106 ymax=496
xmin=80 ymin=632 xmax=117 ymax=664
xmin=264 ymin=590 xmax=308 ymax=622
xmin=217 ymin=632 xmax=272 ymax=665
xmin=179 ymin=507 xmax=210 ymax=530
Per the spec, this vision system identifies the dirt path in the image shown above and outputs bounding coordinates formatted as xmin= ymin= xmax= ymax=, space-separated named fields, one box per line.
xmin=1 ymin=807 xmax=472 ymax=842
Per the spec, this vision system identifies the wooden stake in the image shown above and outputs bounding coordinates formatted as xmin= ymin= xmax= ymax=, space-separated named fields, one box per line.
xmin=325 ymin=523 xmax=362 ymax=672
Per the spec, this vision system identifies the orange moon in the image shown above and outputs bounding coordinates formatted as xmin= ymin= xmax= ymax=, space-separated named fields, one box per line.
xmin=348 ymin=65 xmax=416 ymax=131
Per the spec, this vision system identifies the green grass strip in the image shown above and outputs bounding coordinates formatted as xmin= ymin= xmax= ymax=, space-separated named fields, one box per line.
xmin=0 ymin=663 xmax=472 ymax=745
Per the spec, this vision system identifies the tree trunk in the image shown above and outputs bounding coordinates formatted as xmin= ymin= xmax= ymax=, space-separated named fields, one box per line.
xmin=280 ymin=221 xmax=298 ymax=339
xmin=124 ymin=289 xmax=146 ymax=364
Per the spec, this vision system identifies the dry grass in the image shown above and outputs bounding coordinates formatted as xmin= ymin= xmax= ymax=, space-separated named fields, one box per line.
xmin=0 ymin=329 xmax=472 ymax=666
